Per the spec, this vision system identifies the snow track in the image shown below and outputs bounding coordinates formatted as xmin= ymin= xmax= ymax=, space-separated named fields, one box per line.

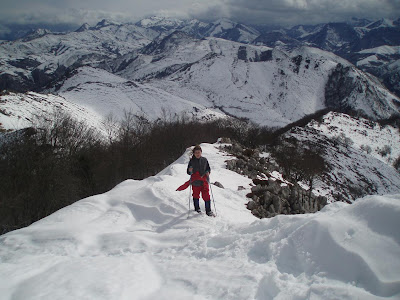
xmin=1 ymin=143 xmax=400 ymax=299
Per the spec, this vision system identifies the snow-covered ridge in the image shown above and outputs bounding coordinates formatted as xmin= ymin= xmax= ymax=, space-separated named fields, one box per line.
xmin=0 ymin=67 xmax=226 ymax=133
xmin=359 ymin=45 xmax=400 ymax=55
xmin=1 ymin=16 xmax=399 ymax=131
xmin=0 ymin=92 xmax=105 ymax=133
xmin=1 ymin=142 xmax=399 ymax=299
xmin=309 ymin=112 xmax=400 ymax=165
xmin=286 ymin=112 xmax=400 ymax=201
xmin=0 ymin=21 xmax=159 ymax=90
xmin=55 ymin=67 xmax=225 ymax=123
xmin=119 ymin=37 xmax=398 ymax=126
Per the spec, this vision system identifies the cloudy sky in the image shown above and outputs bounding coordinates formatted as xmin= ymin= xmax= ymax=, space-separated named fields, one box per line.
xmin=1 ymin=0 xmax=399 ymax=28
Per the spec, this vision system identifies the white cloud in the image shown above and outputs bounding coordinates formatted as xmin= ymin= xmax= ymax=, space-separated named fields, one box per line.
xmin=0 ymin=0 xmax=398 ymax=27
xmin=214 ymin=0 xmax=400 ymax=25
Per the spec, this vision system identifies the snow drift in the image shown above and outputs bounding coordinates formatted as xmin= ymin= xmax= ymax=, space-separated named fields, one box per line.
xmin=0 ymin=142 xmax=399 ymax=300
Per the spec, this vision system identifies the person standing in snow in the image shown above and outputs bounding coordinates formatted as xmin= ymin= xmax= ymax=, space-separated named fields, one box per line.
xmin=188 ymin=145 xmax=214 ymax=216
xmin=177 ymin=145 xmax=214 ymax=216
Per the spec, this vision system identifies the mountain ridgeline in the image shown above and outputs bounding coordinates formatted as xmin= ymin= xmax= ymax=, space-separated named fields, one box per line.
xmin=1 ymin=16 xmax=400 ymax=233
xmin=1 ymin=16 xmax=400 ymax=97
xmin=1 ymin=16 xmax=400 ymax=129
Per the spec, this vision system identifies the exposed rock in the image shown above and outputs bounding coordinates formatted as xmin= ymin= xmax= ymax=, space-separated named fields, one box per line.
xmin=223 ymin=142 xmax=326 ymax=218
xmin=272 ymin=195 xmax=282 ymax=213
xmin=269 ymin=204 xmax=276 ymax=214
xmin=237 ymin=186 xmax=246 ymax=191
xmin=238 ymin=46 xmax=247 ymax=61
xmin=266 ymin=179 xmax=280 ymax=194
xmin=251 ymin=184 xmax=263 ymax=193
xmin=247 ymin=200 xmax=257 ymax=210
xmin=213 ymin=181 xmax=224 ymax=189
xmin=246 ymin=177 xmax=326 ymax=218
xmin=281 ymin=185 xmax=290 ymax=199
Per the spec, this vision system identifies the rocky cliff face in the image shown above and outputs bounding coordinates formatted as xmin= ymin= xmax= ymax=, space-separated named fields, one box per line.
xmin=325 ymin=63 xmax=400 ymax=119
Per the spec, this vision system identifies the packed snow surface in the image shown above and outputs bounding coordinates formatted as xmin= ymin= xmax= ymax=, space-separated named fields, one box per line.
xmin=1 ymin=142 xmax=400 ymax=300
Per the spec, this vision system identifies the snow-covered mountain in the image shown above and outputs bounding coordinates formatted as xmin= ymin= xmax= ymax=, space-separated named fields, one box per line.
xmin=53 ymin=67 xmax=224 ymax=123
xmin=135 ymin=16 xmax=209 ymax=39
xmin=203 ymin=19 xmax=260 ymax=44
xmin=0 ymin=19 xmax=158 ymax=92
xmin=257 ymin=18 xmax=400 ymax=97
xmin=283 ymin=112 xmax=400 ymax=201
xmin=0 ymin=92 xmax=105 ymax=132
xmin=0 ymin=67 xmax=226 ymax=133
xmin=1 ymin=15 xmax=399 ymax=99
xmin=1 ymin=142 xmax=399 ymax=299
xmin=135 ymin=16 xmax=260 ymax=44
xmin=112 ymin=34 xmax=399 ymax=127
xmin=282 ymin=18 xmax=400 ymax=52
xmin=2 ymin=24 xmax=399 ymax=129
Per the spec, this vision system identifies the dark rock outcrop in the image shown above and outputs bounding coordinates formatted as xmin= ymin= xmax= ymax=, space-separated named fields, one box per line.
xmin=221 ymin=142 xmax=327 ymax=218
xmin=246 ymin=178 xmax=327 ymax=218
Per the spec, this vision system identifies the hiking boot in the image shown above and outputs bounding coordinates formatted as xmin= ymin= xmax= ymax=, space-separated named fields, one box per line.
xmin=205 ymin=200 xmax=214 ymax=216
xmin=206 ymin=210 xmax=215 ymax=217
xmin=193 ymin=198 xmax=201 ymax=213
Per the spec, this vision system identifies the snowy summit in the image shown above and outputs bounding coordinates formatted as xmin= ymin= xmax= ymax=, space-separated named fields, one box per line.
xmin=1 ymin=142 xmax=399 ymax=299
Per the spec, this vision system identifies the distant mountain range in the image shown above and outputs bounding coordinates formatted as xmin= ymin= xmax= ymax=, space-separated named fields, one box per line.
xmin=1 ymin=16 xmax=399 ymax=97
xmin=1 ymin=16 xmax=399 ymax=204
xmin=1 ymin=17 xmax=399 ymax=128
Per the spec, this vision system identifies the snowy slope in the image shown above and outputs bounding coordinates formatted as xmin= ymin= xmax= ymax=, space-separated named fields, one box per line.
xmin=0 ymin=67 xmax=226 ymax=132
xmin=115 ymin=35 xmax=399 ymax=127
xmin=1 ymin=18 xmax=399 ymax=128
xmin=135 ymin=16 xmax=260 ymax=43
xmin=310 ymin=112 xmax=400 ymax=165
xmin=55 ymin=67 xmax=226 ymax=122
xmin=286 ymin=113 xmax=400 ymax=201
xmin=204 ymin=19 xmax=260 ymax=43
xmin=1 ymin=142 xmax=400 ymax=299
xmin=116 ymin=39 xmax=339 ymax=127
xmin=0 ymin=20 xmax=158 ymax=91
xmin=135 ymin=16 xmax=209 ymax=39
xmin=0 ymin=92 xmax=106 ymax=132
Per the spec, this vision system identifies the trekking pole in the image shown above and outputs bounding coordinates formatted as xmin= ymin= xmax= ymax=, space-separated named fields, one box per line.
xmin=209 ymin=177 xmax=217 ymax=216
xmin=188 ymin=178 xmax=192 ymax=219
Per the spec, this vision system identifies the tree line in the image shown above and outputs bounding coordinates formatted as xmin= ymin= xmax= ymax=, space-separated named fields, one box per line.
xmin=3 ymin=108 xmax=396 ymax=234
xmin=0 ymin=111 xmax=275 ymax=234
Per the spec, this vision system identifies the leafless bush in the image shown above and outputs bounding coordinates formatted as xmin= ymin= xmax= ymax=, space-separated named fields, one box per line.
xmin=377 ymin=145 xmax=392 ymax=157
xmin=360 ymin=144 xmax=372 ymax=154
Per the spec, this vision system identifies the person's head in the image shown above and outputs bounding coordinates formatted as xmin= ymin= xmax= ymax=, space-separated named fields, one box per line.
xmin=193 ymin=145 xmax=202 ymax=159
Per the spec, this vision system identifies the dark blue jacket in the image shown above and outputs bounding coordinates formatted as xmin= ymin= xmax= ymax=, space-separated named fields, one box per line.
xmin=187 ymin=156 xmax=211 ymax=186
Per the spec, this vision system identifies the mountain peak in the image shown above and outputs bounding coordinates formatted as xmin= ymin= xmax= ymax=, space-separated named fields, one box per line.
xmin=141 ymin=30 xmax=196 ymax=55
xmin=348 ymin=17 xmax=373 ymax=27
xmin=95 ymin=19 xmax=119 ymax=29
xmin=136 ymin=16 xmax=184 ymax=28
xmin=21 ymin=28 xmax=52 ymax=41
xmin=366 ymin=18 xmax=395 ymax=29
xmin=76 ymin=23 xmax=91 ymax=32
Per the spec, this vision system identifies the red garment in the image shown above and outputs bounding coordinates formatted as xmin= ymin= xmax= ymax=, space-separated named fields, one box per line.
xmin=176 ymin=172 xmax=210 ymax=201
xmin=192 ymin=184 xmax=210 ymax=201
